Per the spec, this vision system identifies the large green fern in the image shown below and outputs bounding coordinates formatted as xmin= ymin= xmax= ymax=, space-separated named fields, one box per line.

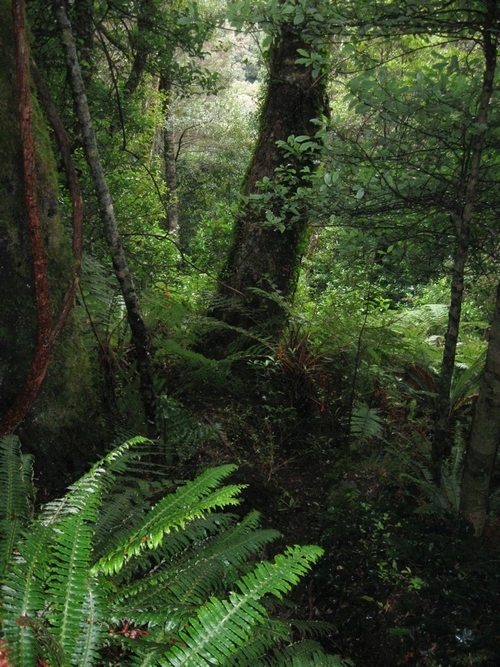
xmin=0 ymin=436 xmax=349 ymax=667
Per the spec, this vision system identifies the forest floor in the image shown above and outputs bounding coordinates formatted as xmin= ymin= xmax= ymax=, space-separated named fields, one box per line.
xmin=178 ymin=384 xmax=500 ymax=667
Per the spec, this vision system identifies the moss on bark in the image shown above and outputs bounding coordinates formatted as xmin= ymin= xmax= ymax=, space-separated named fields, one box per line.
xmin=0 ymin=0 xmax=105 ymax=494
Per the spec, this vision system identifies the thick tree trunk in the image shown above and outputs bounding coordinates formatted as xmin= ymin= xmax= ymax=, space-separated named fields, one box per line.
xmin=0 ymin=0 xmax=102 ymax=493
xmin=461 ymin=281 xmax=500 ymax=536
xmin=211 ymin=25 xmax=328 ymax=343
xmin=54 ymin=0 xmax=157 ymax=435
xmin=431 ymin=3 xmax=497 ymax=480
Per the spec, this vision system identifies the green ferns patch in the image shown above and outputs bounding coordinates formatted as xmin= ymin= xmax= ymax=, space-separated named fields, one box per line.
xmin=0 ymin=436 xmax=348 ymax=667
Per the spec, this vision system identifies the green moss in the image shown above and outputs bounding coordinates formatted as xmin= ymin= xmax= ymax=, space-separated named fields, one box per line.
xmin=0 ymin=1 xmax=107 ymax=492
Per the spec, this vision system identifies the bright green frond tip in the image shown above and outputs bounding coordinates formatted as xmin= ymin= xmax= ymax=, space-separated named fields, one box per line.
xmin=0 ymin=438 xmax=342 ymax=667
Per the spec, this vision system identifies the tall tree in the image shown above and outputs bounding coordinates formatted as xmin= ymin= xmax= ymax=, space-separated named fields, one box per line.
xmin=210 ymin=5 xmax=329 ymax=344
xmin=54 ymin=0 xmax=158 ymax=435
xmin=432 ymin=0 xmax=498 ymax=480
xmin=0 ymin=0 xmax=101 ymax=492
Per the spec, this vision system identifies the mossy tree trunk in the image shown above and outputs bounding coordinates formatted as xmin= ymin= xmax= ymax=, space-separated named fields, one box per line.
xmin=211 ymin=25 xmax=328 ymax=345
xmin=0 ymin=0 xmax=102 ymax=495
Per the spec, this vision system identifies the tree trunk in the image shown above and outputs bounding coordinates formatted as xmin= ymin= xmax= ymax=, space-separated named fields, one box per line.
xmin=431 ymin=1 xmax=497 ymax=480
xmin=461 ymin=281 xmax=500 ymax=536
xmin=123 ymin=0 xmax=155 ymax=97
xmin=54 ymin=0 xmax=158 ymax=435
xmin=73 ymin=0 xmax=94 ymax=87
xmin=160 ymin=77 xmax=179 ymax=234
xmin=210 ymin=24 xmax=328 ymax=344
xmin=0 ymin=0 xmax=103 ymax=494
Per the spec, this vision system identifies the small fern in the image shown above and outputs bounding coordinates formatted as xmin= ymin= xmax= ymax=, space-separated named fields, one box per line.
xmin=349 ymin=403 xmax=384 ymax=450
xmin=0 ymin=436 xmax=347 ymax=667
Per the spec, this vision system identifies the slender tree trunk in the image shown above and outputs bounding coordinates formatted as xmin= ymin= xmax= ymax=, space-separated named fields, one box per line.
xmin=54 ymin=0 xmax=157 ymax=435
xmin=123 ymin=0 xmax=155 ymax=97
xmin=73 ymin=0 xmax=94 ymax=87
xmin=210 ymin=25 xmax=328 ymax=345
xmin=432 ymin=2 xmax=497 ymax=480
xmin=160 ymin=77 xmax=179 ymax=234
xmin=460 ymin=280 xmax=500 ymax=535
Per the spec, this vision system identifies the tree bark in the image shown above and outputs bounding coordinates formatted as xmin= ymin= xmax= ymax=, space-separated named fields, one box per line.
xmin=0 ymin=0 xmax=102 ymax=493
xmin=0 ymin=0 xmax=83 ymax=436
xmin=54 ymin=0 xmax=157 ymax=435
xmin=211 ymin=24 xmax=328 ymax=345
xmin=160 ymin=77 xmax=179 ymax=234
xmin=123 ymin=0 xmax=155 ymax=97
xmin=431 ymin=0 xmax=497 ymax=480
xmin=0 ymin=0 xmax=52 ymax=437
xmin=461 ymin=281 xmax=500 ymax=536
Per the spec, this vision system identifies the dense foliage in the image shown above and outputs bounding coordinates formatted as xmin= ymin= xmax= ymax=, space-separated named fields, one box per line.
xmin=2 ymin=0 xmax=500 ymax=664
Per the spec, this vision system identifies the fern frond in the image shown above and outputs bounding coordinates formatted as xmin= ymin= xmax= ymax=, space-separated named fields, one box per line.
xmin=115 ymin=512 xmax=280 ymax=615
xmin=15 ymin=616 xmax=65 ymax=667
xmin=253 ymin=637 xmax=350 ymax=667
xmin=292 ymin=649 xmax=350 ymax=667
xmin=2 ymin=523 xmax=54 ymax=667
xmin=71 ymin=578 xmax=105 ymax=667
xmin=450 ymin=349 xmax=485 ymax=408
xmin=350 ymin=403 xmax=384 ymax=449
xmin=0 ymin=437 xmax=33 ymax=579
xmin=160 ymin=545 xmax=323 ymax=667
xmin=47 ymin=510 xmax=96 ymax=660
xmin=0 ymin=437 xmax=33 ymax=521
xmin=94 ymin=464 xmax=240 ymax=575
xmin=289 ymin=620 xmax=338 ymax=638
xmin=223 ymin=619 xmax=293 ymax=666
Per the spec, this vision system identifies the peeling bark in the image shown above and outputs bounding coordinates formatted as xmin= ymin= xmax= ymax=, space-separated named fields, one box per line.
xmin=54 ymin=0 xmax=157 ymax=435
